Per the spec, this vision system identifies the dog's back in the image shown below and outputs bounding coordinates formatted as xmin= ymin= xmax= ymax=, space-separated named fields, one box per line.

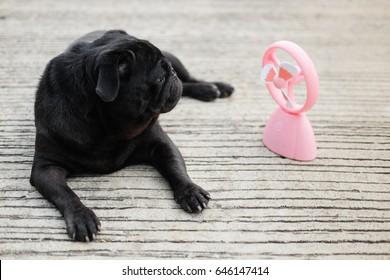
xmin=65 ymin=30 xmax=138 ymax=53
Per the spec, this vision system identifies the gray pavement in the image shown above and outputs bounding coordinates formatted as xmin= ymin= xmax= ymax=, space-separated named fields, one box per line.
xmin=0 ymin=0 xmax=389 ymax=259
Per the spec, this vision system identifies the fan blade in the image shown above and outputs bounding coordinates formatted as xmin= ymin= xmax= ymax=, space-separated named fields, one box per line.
xmin=279 ymin=62 xmax=298 ymax=81
xmin=260 ymin=64 xmax=277 ymax=83
xmin=281 ymin=88 xmax=294 ymax=108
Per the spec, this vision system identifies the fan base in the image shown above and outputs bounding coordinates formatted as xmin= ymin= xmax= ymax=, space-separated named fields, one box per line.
xmin=263 ymin=108 xmax=317 ymax=161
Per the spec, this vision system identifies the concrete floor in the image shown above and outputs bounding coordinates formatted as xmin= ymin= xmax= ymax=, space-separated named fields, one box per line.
xmin=0 ymin=0 xmax=389 ymax=259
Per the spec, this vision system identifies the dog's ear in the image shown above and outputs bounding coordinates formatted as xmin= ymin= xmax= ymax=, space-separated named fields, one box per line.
xmin=95 ymin=56 xmax=120 ymax=102
xmin=95 ymin=51 xmax=135 ymax=102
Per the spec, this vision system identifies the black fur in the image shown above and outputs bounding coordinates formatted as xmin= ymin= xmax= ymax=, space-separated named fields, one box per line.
xmin=30 ymin=30 xmax=234 ymax=242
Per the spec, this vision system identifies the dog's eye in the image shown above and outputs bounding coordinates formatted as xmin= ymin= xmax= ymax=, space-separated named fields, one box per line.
xmin=156 ymin=76 xmax=165 ymax=84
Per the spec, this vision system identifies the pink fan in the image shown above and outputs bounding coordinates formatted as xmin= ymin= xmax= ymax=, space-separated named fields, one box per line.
xmin=260 ymin=41 xmax=319 ymax=161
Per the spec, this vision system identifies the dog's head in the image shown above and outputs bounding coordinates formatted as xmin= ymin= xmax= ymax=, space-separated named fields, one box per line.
xmin=85 ymin=30 xmax=182 ymax=121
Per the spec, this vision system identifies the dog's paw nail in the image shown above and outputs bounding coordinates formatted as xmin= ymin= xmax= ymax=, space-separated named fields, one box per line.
xmin=197 ymin=205 xmax=203 ymax=212
xmin=202 ymin=202 xmax=207 ymax=209
xmin=85 ymin=236 xmax=90 ymax=242
xmin=72 ymin=233 xmax=76 ymax=241
xmin=187 ymin=206 xmax=192 ymax=213
xmin=97 ymin=225 xmax=101 ymax=232
xmin=213 ymin=87 xmax=221 ymax=97
xmin=92 ymin=233 xmax=96 ymax=240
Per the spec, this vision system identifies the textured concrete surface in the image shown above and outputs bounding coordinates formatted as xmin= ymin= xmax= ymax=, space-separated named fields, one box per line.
xmin=0 ymin=0 xmax=389 ymax=259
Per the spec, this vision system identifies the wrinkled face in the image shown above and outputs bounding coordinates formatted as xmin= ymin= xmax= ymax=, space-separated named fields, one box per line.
xmin=92 ymin=33 xmax=182 ymax=121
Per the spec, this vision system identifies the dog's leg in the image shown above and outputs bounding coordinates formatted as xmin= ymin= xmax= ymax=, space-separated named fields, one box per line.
xmin=181 ymin=81 xmax=234 ymax=102
xmin=132 ymin=124 xmax=210 ymax=213
xmin=30 ymin=164 xmax=100 ymax=242
xmin=162 ymin=51 xmax=234 ymax=101
xmin=152 ymin=136 xmax=210 ymax=213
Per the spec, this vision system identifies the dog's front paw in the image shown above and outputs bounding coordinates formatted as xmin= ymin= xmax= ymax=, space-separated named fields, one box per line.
xmin=64 ymin=204 xmax=101 ymax=242
xmin=175 ymin=184 xmax=210 ymax=213
xmin=192 ymin=84 xmax=221 ymax=102
xmin=213 ymin=82 xmax=234 ymax=98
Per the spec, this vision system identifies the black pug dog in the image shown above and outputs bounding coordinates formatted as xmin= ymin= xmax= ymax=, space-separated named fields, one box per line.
xmin=30 ymin=30 xmax=234 ymax=242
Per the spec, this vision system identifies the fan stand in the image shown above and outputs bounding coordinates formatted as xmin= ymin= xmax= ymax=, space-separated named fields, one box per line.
xmin=263 ymin=107 xmax=316 ymax=161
